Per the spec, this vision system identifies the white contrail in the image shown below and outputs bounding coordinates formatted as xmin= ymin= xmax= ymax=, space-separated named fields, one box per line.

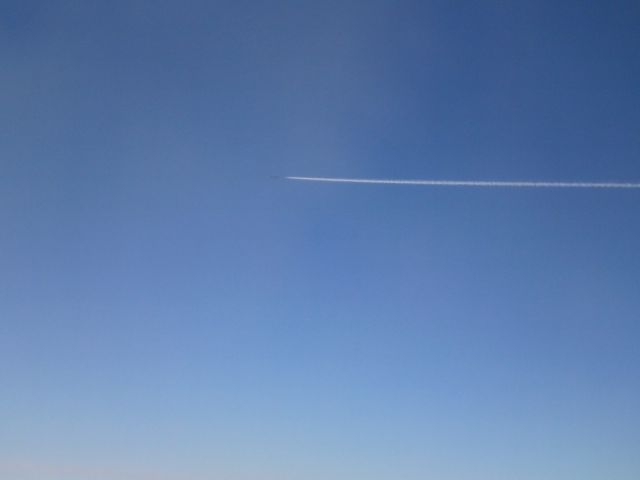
xmin=284 ymin=176 xmax=640 ymax=189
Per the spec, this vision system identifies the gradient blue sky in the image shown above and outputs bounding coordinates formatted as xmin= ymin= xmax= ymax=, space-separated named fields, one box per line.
xmin=2 ymin=1 xmax=640 ymax=479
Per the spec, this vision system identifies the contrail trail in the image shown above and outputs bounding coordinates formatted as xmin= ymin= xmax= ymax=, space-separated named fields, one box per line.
xmin=284 ymin=176 xmax=640 ymax=189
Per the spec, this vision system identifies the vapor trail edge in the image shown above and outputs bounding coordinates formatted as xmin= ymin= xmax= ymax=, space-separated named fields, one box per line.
xmin=283 ymin=176 xmax=640 ymax=189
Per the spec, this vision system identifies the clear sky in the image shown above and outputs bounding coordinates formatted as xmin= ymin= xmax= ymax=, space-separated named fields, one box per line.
xmin=2 ymin=1 xmax=639 ymax=479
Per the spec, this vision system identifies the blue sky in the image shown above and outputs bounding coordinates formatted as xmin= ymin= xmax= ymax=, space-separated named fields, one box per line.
xmin=2 ymin=1 xmax=639 ymax=479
